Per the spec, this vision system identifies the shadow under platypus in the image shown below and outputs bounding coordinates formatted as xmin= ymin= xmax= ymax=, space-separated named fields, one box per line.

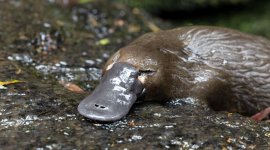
xmin=78 ymin=26 xmax=270 ymax=122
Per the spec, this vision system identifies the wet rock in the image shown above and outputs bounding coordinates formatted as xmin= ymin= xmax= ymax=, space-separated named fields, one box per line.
xmin=30 ymin=30 xmax=64 ymax=55
xmin=0 ymin=0 xmax=269 ymax=149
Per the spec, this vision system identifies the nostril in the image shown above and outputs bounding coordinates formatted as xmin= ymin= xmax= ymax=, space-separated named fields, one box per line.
xmin=94 ymin=104 xmax=107 ymax=109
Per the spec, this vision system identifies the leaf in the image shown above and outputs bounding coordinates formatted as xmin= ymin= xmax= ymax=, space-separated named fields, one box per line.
xmin=147 ymin=22 xmax=160 ymax=32
xmin=0 ymin=80 xmax=24 ymax=85
xmin=59 ymin=81 xmax=85 ymax=93
xmin=0 ymin=80 xmax=24 ymax=90
xmin=128 ymin=24 xmax=141 ymax=33
xmin=98 ymin=38 xmax=110 ymax=46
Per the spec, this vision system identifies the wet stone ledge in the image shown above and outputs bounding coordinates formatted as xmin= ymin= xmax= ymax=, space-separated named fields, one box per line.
xmin=0 ymin=0 xmax=269 ymax=149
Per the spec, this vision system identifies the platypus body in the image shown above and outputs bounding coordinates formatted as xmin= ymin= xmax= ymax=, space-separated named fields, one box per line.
xmin=78 ymin=26 xmax=270 ymax=121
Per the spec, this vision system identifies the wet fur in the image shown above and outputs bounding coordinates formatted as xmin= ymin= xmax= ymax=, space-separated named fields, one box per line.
xmin=104 ymin=26 xmax=270 ymax=116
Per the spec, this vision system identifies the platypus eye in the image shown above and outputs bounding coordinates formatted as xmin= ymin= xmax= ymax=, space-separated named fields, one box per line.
xmin=138 ymin=69 xmax=156 ymax=76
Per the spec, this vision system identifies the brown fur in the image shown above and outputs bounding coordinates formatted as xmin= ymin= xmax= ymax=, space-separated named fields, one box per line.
xmin=103 ymin=26 xmax=270 ymax=116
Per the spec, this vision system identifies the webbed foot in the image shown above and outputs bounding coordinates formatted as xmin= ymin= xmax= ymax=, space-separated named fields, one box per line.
xmin=251 ymin=107 xmax=270 ymax=121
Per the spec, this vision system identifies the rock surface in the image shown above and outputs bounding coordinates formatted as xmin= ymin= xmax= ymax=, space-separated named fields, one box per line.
xmin=0 ymin=0 xmax=269 ymax=149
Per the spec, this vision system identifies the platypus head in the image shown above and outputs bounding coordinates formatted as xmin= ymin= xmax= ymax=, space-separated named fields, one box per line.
xmin=78 ymin=31 xmax=190 ymax=121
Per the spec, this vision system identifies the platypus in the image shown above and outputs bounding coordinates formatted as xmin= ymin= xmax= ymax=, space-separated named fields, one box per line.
xmin=78 ymin=26 xmax=270 ymax=122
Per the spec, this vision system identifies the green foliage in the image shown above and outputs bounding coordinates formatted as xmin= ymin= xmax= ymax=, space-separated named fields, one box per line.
xmin=117 ymin=0 xmax=252 ymax=12
xmin=79 ymin=0 xmax=94 ymax=4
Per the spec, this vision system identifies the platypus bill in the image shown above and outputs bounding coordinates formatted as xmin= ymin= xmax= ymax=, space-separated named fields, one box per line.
xmin=78 ymin=26 xmax=270 ymax=122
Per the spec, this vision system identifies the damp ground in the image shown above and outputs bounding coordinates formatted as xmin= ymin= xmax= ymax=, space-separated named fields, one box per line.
xmin=0 ymin=0 xmax=269 ymax=149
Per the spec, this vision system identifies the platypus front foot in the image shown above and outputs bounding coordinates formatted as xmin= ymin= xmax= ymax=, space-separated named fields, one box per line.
xmin=251 ymin=107 xmax=270 ymax=122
